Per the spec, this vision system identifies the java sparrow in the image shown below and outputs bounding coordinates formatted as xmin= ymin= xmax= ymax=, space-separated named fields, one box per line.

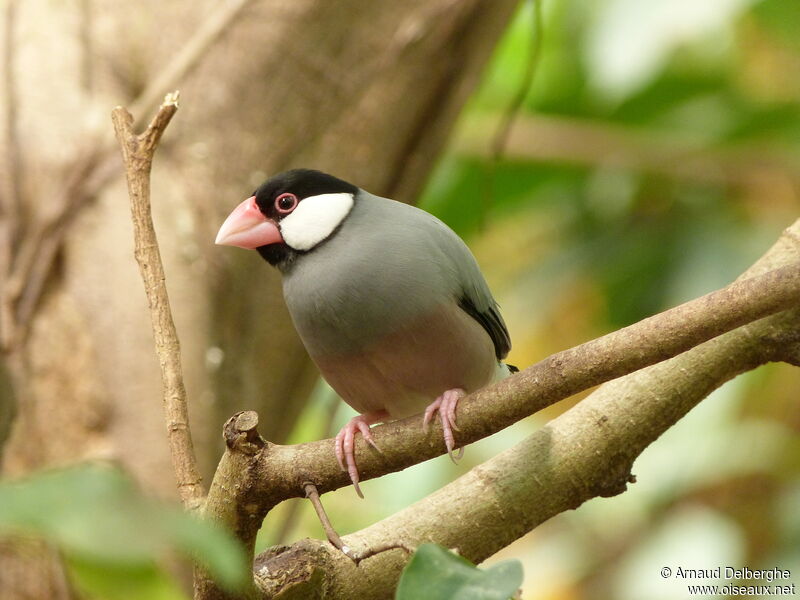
xmin=216 ymin=169 xmax=515 ymax=497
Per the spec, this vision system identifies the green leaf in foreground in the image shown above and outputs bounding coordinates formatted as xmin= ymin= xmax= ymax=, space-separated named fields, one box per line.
xmin=0 ymin=464 xmax=248 ymax=595
xmin=66 ymin=558 xmax=189 ymax=600
xmin=396 ymin=543 xmax=523 ymax=600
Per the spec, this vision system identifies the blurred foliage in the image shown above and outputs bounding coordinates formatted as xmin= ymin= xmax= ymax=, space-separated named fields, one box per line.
xmin=0 ymin=464 xmax=248 ymax=599
xmin=274 ymin=0 xmax=800 ymax=598
xmin=396 ymin=543 xmax=523 ymax=600
xmin=424 ymin=0 xmax=800 ymax=332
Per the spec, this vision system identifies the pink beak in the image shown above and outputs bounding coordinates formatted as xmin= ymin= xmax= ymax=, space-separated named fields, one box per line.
xmin=215 ymin=196 xmax=283 ymax=249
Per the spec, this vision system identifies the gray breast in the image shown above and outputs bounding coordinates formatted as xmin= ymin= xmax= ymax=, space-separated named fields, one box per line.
xmin=281 ymin=192 xmax=463 ymax=357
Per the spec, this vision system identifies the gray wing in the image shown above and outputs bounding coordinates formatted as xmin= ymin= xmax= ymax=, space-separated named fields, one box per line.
xmin=427 ymin=215 xmax=512 ymax=361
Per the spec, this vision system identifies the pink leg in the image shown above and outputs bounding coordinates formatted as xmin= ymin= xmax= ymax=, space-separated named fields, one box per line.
xmin=423 ymin=388 xmax=466 ymax=463
xmin=334 ymin=410 xmax=388 ymax=498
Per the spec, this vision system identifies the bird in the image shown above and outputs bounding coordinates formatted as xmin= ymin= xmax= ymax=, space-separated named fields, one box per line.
xmin=215 ymin=169 xmax=515 ymax=497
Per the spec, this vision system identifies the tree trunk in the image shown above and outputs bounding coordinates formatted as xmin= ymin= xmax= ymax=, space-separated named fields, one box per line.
xmin=0 ymin=0 xmax=519 ymax=597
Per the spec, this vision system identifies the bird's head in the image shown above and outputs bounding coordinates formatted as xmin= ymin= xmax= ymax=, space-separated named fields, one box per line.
xmin=215 ymin=169 xmax=358 ymax=269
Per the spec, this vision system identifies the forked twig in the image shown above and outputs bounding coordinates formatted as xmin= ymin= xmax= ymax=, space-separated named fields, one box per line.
xmin=304 ymin=482 xmax=412 ymax=565
xmin=111 ymin=92 xmax=205 ymax=510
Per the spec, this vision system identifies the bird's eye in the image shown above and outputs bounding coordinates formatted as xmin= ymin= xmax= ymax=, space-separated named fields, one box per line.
xmin=275 ymin=193 xmax=298 ymax=214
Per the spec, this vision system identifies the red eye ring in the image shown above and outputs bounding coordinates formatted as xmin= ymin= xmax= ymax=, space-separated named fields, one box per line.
xmin=275 ymin=193 xmax=298 ymax=214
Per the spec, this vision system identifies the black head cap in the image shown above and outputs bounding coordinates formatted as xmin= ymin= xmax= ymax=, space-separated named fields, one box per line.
xmin=253 ymin=169 xmax=358 ymax=269
xmin=253 ymin=169 xmax=358 ymax=219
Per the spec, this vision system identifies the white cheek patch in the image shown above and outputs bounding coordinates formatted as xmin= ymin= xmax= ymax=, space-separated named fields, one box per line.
xmin=280 ymin=192 xmax=355 ymax=251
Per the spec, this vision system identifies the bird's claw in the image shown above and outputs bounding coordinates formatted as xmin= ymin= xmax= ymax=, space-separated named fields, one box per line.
xmin=334 ymin=412 xmax=386 ymax=498
xmin=423 ymin=388 xmax=466 ymax=463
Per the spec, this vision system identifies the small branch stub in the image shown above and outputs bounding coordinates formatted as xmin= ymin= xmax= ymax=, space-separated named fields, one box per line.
xmin=234 ymin=409 xmax=259 ymax=432
xmin=224 ymin=410 xmax=265 ymax=453
xmin=112 ymin=91 xmax=205 ymax=510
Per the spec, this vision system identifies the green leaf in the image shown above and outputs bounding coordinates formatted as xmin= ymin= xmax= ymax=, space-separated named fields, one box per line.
xmin=66 ymin=557 xmax=190 ymax=600
xmin=159 ymin=509 xmax=250 ymax=591
xmin=396 ymin=543 xmax=523 ymax=600
xmin=0 ymin=464 xmax=248 ymax=593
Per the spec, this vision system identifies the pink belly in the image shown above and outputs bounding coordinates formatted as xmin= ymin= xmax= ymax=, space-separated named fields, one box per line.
xmin=311 ymin=303 xmax=496 ymax=418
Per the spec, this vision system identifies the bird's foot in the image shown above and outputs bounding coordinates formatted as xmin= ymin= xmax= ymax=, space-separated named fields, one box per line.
xmin=423 ymin=388 xmax=466 ymax=463
xmin=334 ymin=410 xmax=388 ymax=498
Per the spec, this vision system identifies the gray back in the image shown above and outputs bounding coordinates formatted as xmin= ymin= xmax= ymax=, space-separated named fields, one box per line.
xmin=281 ymin=191 xmax=507 ymax=358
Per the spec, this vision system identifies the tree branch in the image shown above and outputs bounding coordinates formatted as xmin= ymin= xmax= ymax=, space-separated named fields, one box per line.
xmin=304 ymin=482 xmax=347 ymax=552
xmin=249 ymin=219 xmax=800 ymax=598
xmin=227 ymin=257 xmax=800 ymax=503
xmin=111 ymin=92 xmax=204 ymax=510
xmin=195 ymin=411 xmax=265 ymax=600
xmin=257 ymin=307 xmax=797 ymax=598
xmin=273 ymin=390 xmax=341 ymax=545
xmin=199 ymin=218 xmax=800 ymax=595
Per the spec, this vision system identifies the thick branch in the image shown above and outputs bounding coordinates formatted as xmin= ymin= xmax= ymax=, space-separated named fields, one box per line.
xmin=227 ymin=255 xmax=800 ymax=505
xmin=251 ymin=219 xmax=800 ymax=598
xmin=111 ymin=92 xmax=204 ymax=510
xmin=199 ymin=219 xmax=800 ymax=596
xmin=195 ymin=411 xmax=264 ymax=599
xmin=257 ymin=306 xmax=797 ymax=599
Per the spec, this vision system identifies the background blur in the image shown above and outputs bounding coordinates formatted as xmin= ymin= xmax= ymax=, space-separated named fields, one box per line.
xmin=1 ymin=0 xmax=798 ymax=598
